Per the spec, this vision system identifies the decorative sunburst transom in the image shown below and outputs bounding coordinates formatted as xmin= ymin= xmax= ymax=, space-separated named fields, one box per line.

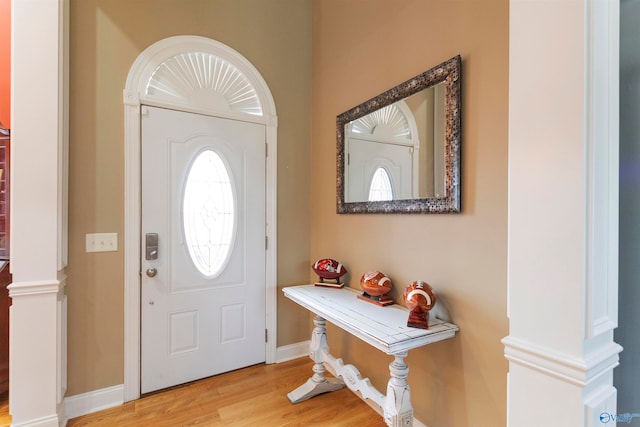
xmin=146 ymin=52 xmax=263 ymax=116
xmin=351 ymin=103 xmax=411 ymax=139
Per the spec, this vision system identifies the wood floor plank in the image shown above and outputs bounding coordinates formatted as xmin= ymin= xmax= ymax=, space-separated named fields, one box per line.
xmin=0 ymin=390 xmax=9 ymax=427
xmin=61 ymin=358 xmax=386 ymax=426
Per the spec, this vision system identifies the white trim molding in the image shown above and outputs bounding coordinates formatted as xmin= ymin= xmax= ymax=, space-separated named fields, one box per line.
xmin=8 ymin=278 xmax=67 ymax=427
xmin=584 ymin=385 xmax=617 ymax=427
xmin=64 ymin=384 xmax=124 ymax=421
xmin=10 ymin=414 xmax=62 ymax=427
xmin=584 ymin=0 xmax=619 ymax=340
xmin=507 ymin=0 xmax=620 ymax=426
xmin=123 ymin=35 xmax=278 ymax=402
xmin=276 ymin=340 xmax=311 ymax=363
xmin=503 ymin=337 xmax=622 ymax=388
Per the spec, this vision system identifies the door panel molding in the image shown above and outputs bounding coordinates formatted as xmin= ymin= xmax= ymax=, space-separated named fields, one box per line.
xmin=123 ymin=36 xmax=277 ymax=402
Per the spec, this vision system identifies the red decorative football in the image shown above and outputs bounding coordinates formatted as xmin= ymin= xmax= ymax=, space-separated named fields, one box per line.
xmin=360 ymin=271 xmax=393 ymax=297
xmin=312 ymin=258 xmax=347 ymax=280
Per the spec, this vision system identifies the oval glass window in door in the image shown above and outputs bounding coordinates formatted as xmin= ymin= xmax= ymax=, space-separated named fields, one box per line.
xmin=368 ymin=167 xmax=394 ymax=201
xmin=183 ymin=149 xmax=236 ymax=277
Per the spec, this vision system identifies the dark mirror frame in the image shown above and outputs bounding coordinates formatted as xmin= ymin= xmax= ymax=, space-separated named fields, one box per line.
xmin=337 ymin=55 xmax=462 ymax=214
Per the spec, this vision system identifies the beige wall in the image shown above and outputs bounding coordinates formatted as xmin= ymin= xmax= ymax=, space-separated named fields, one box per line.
xmin=67 ymin=0 xmax=312 ymax=396
xmin=66 ymin=1 xmax=509 ymax=423
xmin=311 ymin=1 xmax=509 ymax=426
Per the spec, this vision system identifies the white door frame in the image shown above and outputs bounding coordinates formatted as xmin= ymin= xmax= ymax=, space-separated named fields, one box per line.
xmin=122 ymin=35 xmax=278 ymax=402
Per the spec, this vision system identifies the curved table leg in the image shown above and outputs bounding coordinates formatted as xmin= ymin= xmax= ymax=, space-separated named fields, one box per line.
xmin=384 ymin=352 xmax=413 ymax=427
xmin=287 ymin=315 xmax=345 ymax=403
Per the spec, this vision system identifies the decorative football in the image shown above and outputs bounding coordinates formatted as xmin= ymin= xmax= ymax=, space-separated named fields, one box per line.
xmin=360 ymin=271 xmax=393 ymax=297
xmin=403 ymin=280 xmax=436 ymax=329
xmin=312 ymin=258 xmax=347 ymax=280
xmin=403 ymin=281 xmax=436 ymax=311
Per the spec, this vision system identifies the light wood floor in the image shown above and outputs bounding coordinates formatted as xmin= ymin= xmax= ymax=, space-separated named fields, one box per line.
xmin=1 ymin=358 xmax=387 ymax=426
xmin=0 ymin=390 xmax=8 ymax=427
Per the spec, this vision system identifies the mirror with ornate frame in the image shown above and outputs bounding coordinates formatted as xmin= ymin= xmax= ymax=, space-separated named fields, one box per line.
xmin=337 ymin=55 xmax=461 ymax=214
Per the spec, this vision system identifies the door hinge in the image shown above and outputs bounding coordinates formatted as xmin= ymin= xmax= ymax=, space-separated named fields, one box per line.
xmin=265 ymin=235 xmax=268 ymax=250
xmin=265 ymin=328 xmax=268 ymax=343
xmin=265 ymin=142 xmax=268 ymax=158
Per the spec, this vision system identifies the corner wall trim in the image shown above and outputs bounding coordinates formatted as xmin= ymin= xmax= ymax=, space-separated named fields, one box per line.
xmin=64 ymin=384 xmax=124 ymax=421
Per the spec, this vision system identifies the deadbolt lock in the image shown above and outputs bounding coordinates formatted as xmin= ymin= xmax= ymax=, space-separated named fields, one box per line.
xmin=146 ymin=233 xmax=159 ymax=260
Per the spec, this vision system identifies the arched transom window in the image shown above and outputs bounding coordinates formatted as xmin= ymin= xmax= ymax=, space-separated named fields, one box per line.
xmin=146 ymin=52 xmax=263 ymax=116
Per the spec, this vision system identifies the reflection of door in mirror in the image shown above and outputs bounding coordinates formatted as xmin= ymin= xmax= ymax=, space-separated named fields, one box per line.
xmin=344 ymin=83 xmax=446 ymax=203
xmin=344 ymin=100 xmax=417 ymax=202
xmin=346 ymin=138 xmax=411 ymax=201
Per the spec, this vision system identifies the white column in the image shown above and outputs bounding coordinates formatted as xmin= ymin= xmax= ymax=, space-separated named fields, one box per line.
xmin=9 ymin=0 xmax=68 ymax=425
xmin=505 ymin=1 xmax=620 ymax=426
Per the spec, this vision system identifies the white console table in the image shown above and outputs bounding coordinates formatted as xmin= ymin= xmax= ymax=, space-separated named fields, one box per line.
xmin=283 ymin=284 xmax=458 ymax=427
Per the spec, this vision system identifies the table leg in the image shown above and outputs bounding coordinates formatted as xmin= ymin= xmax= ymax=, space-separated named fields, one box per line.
xmin=287 ymin=315 xmax=345 ymax=403
xmin=383 ymin=352 xmax=413 ymax=427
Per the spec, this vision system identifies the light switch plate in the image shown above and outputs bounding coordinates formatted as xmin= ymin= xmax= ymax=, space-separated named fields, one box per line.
xmin=86 ymin=233 xmax=118 ymax=253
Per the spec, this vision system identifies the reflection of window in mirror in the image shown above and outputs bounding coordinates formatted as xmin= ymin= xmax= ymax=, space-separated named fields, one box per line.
xmin=345 ymin=101 xmax=418 ymax=203
xmin=368 ymin=167 xmax=394 ymax=201
xmin=344 ymin=83 xmax=447 ymax=203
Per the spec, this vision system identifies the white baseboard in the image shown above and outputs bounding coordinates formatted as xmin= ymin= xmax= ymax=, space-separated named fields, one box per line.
xmin=275 ymin=340 xmax=310 ymax=362
xmin=64 ymin=384 xmax=124 ymax=420
xmin=10 ymin=414 xmax=60 ymax=427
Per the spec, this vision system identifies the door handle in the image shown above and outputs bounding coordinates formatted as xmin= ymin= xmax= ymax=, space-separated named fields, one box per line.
xmin=146 ymin=267 xmax=158 ymax=278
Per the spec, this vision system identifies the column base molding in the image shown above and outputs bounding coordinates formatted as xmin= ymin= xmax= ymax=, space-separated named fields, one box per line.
xmin=10 ymin=414 xmax=61 ymax=427
xmin=8 ymin=278 xmax=66 ymax=297
xmin=503 ymin=336 xmax=622 ymax=386
xmin=9 ymin=275 xmax=67 ymax=427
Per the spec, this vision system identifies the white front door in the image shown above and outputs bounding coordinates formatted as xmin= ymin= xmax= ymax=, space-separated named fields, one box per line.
xmin=140 ymin=106 xmax=266 ymax=394
xmin=346 ymin=137 xmax=414 ymax=201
